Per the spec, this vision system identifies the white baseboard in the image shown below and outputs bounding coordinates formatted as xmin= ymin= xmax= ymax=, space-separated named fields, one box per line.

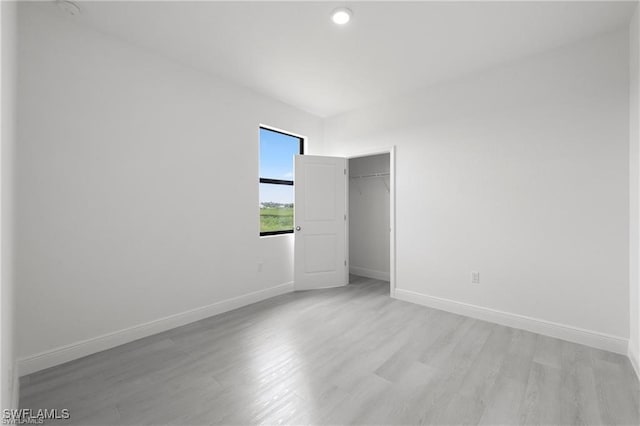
xmin=394 ymin=288 xmax=628 ymax=355
xmin=18 ymin=282 xmax=294 ymax=376
xmin=350 ymin=266 xmax=390 ymax=281
xmin=629 ymin=344 xmax=640 ymax=381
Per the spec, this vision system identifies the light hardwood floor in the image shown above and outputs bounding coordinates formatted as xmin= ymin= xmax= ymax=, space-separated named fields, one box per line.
xmin=20 ymin=276 xmax=640 ymax=425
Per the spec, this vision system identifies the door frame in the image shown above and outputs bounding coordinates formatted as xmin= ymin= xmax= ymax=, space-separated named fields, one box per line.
xmin=345 ymin=146 xmax=396 ymax=296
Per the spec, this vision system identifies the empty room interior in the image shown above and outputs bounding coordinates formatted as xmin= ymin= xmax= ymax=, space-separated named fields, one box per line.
xmin=2 ymin=0 xmax=640 ymax=424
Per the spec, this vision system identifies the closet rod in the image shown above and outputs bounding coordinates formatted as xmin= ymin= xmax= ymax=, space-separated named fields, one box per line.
xmin=349 ymin=172 xmax=390 ymax=179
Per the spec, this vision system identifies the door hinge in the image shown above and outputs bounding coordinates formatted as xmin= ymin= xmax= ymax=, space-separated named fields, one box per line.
xmin=344 ymin=260 xmax=347 ymax=266
xmin=344 ymin=214 xmax=347 ymax=221
xmin=344 ymin=168 xmax=347 ymax=175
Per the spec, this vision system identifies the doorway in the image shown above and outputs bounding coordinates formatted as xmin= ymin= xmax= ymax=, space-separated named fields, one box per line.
xmin=347 ymin=151 xmax=393 ymax=295
xmin=293 ymin=148 xmax=395 ymax=294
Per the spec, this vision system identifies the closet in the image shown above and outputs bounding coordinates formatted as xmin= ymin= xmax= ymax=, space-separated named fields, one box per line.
xmin=348 ymin=153 xmax=391 ymax=283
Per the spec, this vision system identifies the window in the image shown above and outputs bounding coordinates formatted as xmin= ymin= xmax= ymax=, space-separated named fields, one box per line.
xmin=259 ymin=127 xmax=304 ymax=236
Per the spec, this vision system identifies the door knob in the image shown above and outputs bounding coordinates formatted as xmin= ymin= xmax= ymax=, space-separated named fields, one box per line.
xmin=295 ymin=226 xmax=301 ymax=231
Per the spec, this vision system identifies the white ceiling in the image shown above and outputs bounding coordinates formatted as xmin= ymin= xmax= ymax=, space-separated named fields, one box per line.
xmin=50 ymin=1 xmax=637 ymax=117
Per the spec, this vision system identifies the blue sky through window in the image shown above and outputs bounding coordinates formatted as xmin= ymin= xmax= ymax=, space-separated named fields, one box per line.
xmin=259 ymin=128 xmax=300 ymax=180
xmin=259 ymin=128 xmax=301 ymax=204
xmin=259 ymin=183 xmax=293 ymax=205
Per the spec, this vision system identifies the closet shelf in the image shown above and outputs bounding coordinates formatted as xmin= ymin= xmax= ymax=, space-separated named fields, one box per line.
xmin=349 ymin=172 xmax=390 ymax=179
xmin=350 ymin=172 xmax=390 ymax=193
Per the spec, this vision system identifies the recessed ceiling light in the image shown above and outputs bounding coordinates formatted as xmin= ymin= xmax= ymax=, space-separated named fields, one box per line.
xmin=331 ymin=7 xmax=352 ymax=25
xmin=56 ymin=0 xmax=81 ymax=16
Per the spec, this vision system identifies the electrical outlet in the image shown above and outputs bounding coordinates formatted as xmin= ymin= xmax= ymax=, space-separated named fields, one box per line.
xmin=471 ymin=271 xmax=480 ymax=284
xmin=257 ymin=262 xmax=263 ymax=272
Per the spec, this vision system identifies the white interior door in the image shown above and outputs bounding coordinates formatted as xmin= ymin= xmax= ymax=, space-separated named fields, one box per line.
xmin=294 ymin=155 xmax=347 ymax=290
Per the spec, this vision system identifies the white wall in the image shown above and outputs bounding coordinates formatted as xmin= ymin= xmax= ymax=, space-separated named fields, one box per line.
xmin=1 ymin=0 xmax=18 ymax=410
xmin=349 ymin=154 xmax=390 ymax=281
xmin=16 ymin=3 xmax=322 ymax=373
xmin=325 ymin=29 xmax=630 ymax=352
xmin=14 ymin=1 xmax=636 ymax=375
xmin=629 ymin=4 xmax=640 ymax=376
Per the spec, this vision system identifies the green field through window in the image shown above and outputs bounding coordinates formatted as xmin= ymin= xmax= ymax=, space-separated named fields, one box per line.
xmin=260 ymin=206 xmax=293 ymax=233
